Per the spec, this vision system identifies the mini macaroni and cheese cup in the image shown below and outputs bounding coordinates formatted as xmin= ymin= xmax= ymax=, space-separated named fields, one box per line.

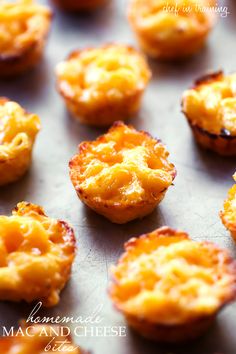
xmin=0 ymin=98 xmax=40 ymax=186
xmin=182 ymin=71 xmax=236 ymax=155
xmin=220 ymin=173 xmax=236 ymax=241
xmin=128 ymin=0 xmax=217 ymax=60
xmin=0 ymin=0 xmax=52 ymax=77
xmin=0 ymin=202 xmax=76 ymax=307
xmin=56 ymin=44 xmax=151 ymax=126
xmin=109 ymin=227 xmax=236 ymax=342
xmin=69 ymin=122 xmax=176 ymax=224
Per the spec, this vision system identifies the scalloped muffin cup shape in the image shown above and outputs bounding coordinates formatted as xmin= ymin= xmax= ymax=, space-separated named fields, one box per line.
xmin=109 ymin=226 xmax=236 ymax=342
xmin=0 ymin=98 xmax=40 ymax=186
xmin=0 ymin=0 xmax=52 ymax=78
xmin=182 ymin=71 xmax=236 ymax=155
xmin=220 ymin=173 xmax=236 ymax=241
xmin=69 ymin=122 xmax=176 ymax=224
xmin=0 ymin=202 xmax=76 ymax=307
xmin=56 ymin=44 xmax=151 ymax=126
xmin=52 ymin=0 xmax=109 ymax=12
xmin=0 ymin=324 xmax=84 ymax=354
xmin=127 ymin=0 xmax=217 ymax=60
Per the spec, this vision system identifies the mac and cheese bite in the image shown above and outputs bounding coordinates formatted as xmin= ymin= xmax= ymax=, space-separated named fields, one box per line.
xmin=52 ymin=0 xmax=109 ymax=12
xmin=182 ymin=71 xmax=236 ymax=155
xmin=56 ymin=44 xmax=151 ymax=126
xmin=69 ymin=122 xmax=176 ymax=224
xmin=220 ymin=173 xmax=236 ymax=241
xmin=109 ymin=227 xmax=236 ymax=342
xmin=128 ymin=0 xmax=216 ymax=60
xmin=0 ymin=0 xmax=52 ymax=77
xmin=0 ymin=98 xmax=40 ymax=186
xmin=0 ymin=324 xmax=83 ymax=354
xmin=0 ymin=202 xmax=76 ymax=307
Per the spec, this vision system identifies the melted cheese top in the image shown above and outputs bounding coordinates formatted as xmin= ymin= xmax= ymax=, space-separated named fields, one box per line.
xmin=56 ymin=44 xmax=151 ymax=105
xmin=182 ymin=73 xmax=236 ymax=135
xmin=0 ymin=203 xmax=70 ymax=269
xmin=0 ymin=0 xmax=51 ymax=56
xmin=0 ymin=202 xmax=75 ymax=306
xmin=70 ymin=123 xmax=175 ymax=204
xmin=110 ymin=230 xmax=236 ymax=325
xmin=0 ymin=99 xmax=40 ymax=159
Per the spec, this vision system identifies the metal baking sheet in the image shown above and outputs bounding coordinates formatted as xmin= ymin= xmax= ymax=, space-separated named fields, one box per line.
xmin=0 ymin=0 xmax=236 ymax=353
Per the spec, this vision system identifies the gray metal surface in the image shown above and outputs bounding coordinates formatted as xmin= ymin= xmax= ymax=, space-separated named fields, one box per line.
xmin=0 ymin=1 xmax=236 ymax=353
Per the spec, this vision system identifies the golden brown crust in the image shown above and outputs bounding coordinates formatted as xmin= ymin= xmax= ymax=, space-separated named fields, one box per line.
xmin=0 ymin=0 xmax=52 ymax=77
xmin=0 ymin=324 xmax=83 ymax=353
xmin=220 ymin=174 xmax=236 ymax=240
xmin=194 ymin=70 xmax=223 ymax=86
xmin=109 ymin=226 xmax=236 ymax=342
xmin=0 ymin=202 xmax=76 ymax=307
xmin=61 ymin=88 xmax=144 ymax=126
xmin=186 ymin=120 xmax=236 ymax=156
xmin=128 ymin=0 xmax=216 ymax=60
xmin=182 ymin=71 xmax=236 ymax=155
xmin=0 ymin=39 xmax=47 ymax=78
xmin=56 ymin=44 xmax=151 ymax=126
xmin=69 ymin=122 xmax=176 ymax=224
xmin=0 ymin=98 xmax=40 ymax=186
xmin=52 ymin=0 xmax=108 ymax=12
